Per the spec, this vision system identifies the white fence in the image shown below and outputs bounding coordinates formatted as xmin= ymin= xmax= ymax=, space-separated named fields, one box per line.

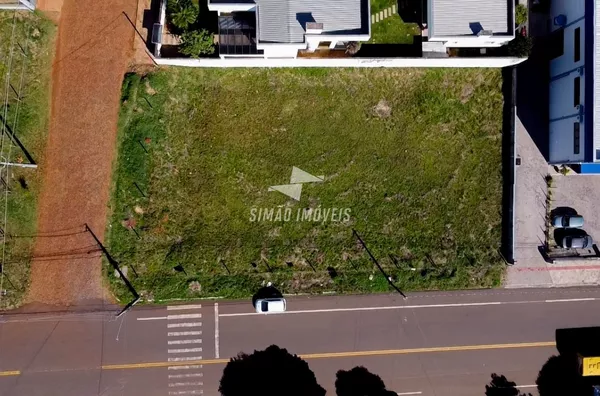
xmin=155 ymin=56 xmax=526 ymax=68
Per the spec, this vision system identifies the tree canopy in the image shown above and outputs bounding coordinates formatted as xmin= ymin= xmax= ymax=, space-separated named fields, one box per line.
xmin=219 ymin=345 xmax=325 ymax=396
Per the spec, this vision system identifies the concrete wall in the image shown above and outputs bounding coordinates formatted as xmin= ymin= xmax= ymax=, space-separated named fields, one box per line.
xmin=155 ymin=56 xmax=526 ymax=67
xmin=207 ymin=2 xmax=255 ymax=13
xmin=257 ymin=43 xmax=306 ymax=58
xmin=549 ymin=0 xmax=586 ymax=164
xmin=430 ymin=35 xmax=514 ymax=48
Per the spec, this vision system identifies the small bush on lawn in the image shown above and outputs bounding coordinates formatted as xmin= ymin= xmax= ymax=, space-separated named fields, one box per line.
xmin=180 ymin=29 xmax=215 ymax=57
xmin=515 ymin=4 xmax=528 ymax=26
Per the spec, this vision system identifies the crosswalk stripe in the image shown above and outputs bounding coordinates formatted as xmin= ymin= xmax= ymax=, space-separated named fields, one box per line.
xmin=169 ymin=373 xmax=204 ymax=379
xmin=169 ymin=382 xmax=204 ymax=387
xmin=167 ymin=322 xmax=203 ymax=329
xmin=168 ymin=348 xmax=203 ymax=354
xmin=168 ymin=331 xmax=203 ymax=337
xmin=168 ymin=365 xmax=203 ymax=370
xmin=167 ymin=314 xmax=202 ymax=320
xmin=168 ymin=339 xmax=203 ymax=345
xmin=167 ymin=305 xmax=203 ymax=311
xmin=168 ymin=356 xmax=203 ymax=362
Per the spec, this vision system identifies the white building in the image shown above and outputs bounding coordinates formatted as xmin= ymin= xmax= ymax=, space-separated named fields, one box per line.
xmin=425 ymin=0 xmax=514 ymax=48
xmin=207 ymin=0 xmax=371 ymax=59
xmin=548 ymin=0 xmax=599 ymax=172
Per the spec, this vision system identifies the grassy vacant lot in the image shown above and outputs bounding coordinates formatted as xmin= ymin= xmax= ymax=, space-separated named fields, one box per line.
xmin=0 ymin=11 xmax=56 ymax=309
xmin=369 ymin=0 xmax=420 ymax=44
xmin=108 ymin=68 xmax=505 ymax=302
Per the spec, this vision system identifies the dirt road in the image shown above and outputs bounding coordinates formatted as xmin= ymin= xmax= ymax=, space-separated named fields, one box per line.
xmin=27 ymin=0 xmax=138 ymax=306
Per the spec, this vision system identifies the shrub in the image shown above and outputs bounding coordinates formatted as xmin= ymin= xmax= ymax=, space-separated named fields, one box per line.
xmin=515 ymin=4 xmax=528 ymax=26
xmin=345 ymin=41 xmax=361 ymax=55
xmin=168 ymin=0 xmax=199 ymax=31
xmin=507 ymin=34 xmax=532 ymax=58
xmin=180 ymin=29 xmax=215 ymax=57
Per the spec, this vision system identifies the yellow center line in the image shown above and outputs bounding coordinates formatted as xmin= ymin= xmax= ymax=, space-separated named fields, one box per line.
xmin=0 ymin=370 xmax=20 ymax=377
xmin=101 ymin=341 xmax=556 ymax=371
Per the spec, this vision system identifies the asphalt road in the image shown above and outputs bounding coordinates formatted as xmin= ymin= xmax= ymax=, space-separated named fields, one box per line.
xmin=2 ymin=287 xmax=600 ymax=396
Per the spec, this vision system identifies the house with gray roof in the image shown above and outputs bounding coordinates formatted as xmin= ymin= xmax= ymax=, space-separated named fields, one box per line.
xmin=208 ymin=0 xmax=370 ymax=58
xmin=0 ymin=0 xmax=35 ymax=10
xmin=425 ymin=0 xmax=514 ymax=47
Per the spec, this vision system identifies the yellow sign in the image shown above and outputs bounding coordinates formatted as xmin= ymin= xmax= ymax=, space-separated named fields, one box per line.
xmin=583 ymin=357 xmax=600 ymax=376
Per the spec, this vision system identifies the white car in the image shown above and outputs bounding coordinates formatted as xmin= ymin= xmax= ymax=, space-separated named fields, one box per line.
xmin=255 ymin=298 xmax=286 ymax=313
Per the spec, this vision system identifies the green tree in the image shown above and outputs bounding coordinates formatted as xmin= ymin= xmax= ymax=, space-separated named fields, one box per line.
xmin=515 ymin=4 xmax=528 ymax=26
xmin=180 ymin=29 xmax=215 ymax=57
xmin=219 ymin=345 xmax=325 ymax=396
xmin=168 ymin=0 xmax=198 ymax=31
xmin=507 ymin=34 xmax=532 ymax=58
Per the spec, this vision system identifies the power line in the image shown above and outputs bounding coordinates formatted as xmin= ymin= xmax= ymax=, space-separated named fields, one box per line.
xmin=0 ymin=10 xmax=19 ymax=304
xmin=0 ymin=11 xmax=31 ymax=303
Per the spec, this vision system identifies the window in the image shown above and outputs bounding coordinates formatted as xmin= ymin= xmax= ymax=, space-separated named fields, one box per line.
xmin=574 ymin=122 xmax=580 ymax=155
xmin=574 ymin=27 xmax=581 ymax=62
xmin=549 ymin=28 xmax=565 ymax=59
xmin=574 ymin=77 xmax=581 ymax=107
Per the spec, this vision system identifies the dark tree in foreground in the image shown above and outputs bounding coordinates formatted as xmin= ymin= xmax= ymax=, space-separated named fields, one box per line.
xmin=537 ymin=355 xmax=587 ymax=396
xmin=485 ymin=373 xmax=531 ymax=396
xmin=219 ymin=345 xmax=325 ymax=396
xmin=335 ymin=366 xmax=396 ymax=396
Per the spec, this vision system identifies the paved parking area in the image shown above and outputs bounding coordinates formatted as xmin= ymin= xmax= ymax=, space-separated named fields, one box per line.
xmin=507 ymin=118 xmax=600 ymax=288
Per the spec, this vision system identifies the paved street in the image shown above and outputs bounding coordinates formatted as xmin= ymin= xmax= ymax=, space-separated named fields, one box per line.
xmin=2 ymin=288 xmax=600 ymax=395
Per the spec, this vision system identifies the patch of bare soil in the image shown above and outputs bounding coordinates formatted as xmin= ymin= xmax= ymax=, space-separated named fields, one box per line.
xmin=27 ymin=0 xmax=138 ymax=306
xmin=372 ymin=99 xmax=392 ymax=118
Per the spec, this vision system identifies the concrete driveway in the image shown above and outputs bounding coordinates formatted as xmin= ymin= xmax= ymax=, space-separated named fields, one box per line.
xmin=508 ymin=128 xmax=600 ymax=288
xmin=506 ymin=117 xmax=553 ymax=287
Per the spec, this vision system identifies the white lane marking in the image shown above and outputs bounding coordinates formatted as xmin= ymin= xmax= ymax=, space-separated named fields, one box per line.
xmin=168 ymin=347 xmax=203 ymax=354
xmin=168 ymin=391 xmax=203 ymax=395
xmin=168 ymin=356 xmax=203 ymax=362
xmin=516 ymin=385 xmax=537 ymax=388
xmin=544 ymin=298 xmax=596 ymax=303
xmin=169 ymin=373 xmax=204 ymax=379
xmin=214 ymin=303 xmax=220 ymax=359
xmin=168 ymin=339 xmax=203 ymax=345
xmin=168 ymin=304 xmax=203 ymax=311
xmin=219 ymin=298 xmax=600 ymax=317
xmin=168 ymin=382 xmax=204 ymax=387
xmin=397 ymin=392 xmax=422 ymax=395
xmin=168 ymin=365 xmax=203 ymax=370
xmin=167 ymin=322 xmax=203 ymax=329
xmin=138 ymin=313 xmax=203 ymax=321
xmin=168 ymin=314 xmax=203 ymax=320
xmin=169 ymin=331 xmax=203 ymax=337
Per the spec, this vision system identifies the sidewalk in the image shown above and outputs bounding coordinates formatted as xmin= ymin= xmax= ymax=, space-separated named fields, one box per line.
xmin=27 ymin=0 xmax=137 ymax=306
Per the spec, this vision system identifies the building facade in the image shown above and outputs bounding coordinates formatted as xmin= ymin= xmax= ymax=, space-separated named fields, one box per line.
xmin=548 ymin=0 xmax=599 ymax=172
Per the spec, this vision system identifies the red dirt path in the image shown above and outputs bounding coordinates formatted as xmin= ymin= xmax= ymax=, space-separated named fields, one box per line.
xmin=27 ymin=0 xmax=138 ymax=306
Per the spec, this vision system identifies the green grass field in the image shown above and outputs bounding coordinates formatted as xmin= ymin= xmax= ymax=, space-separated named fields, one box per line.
xmin=0 ymin=11 xmax=56 ymax=309
xmin=369 ymin=16 xmax=420 ymax=44
xmin=108 ymin=68 xmax=505 ymax=302
xmin=369 ymin=0 xmax=420 ymax=44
